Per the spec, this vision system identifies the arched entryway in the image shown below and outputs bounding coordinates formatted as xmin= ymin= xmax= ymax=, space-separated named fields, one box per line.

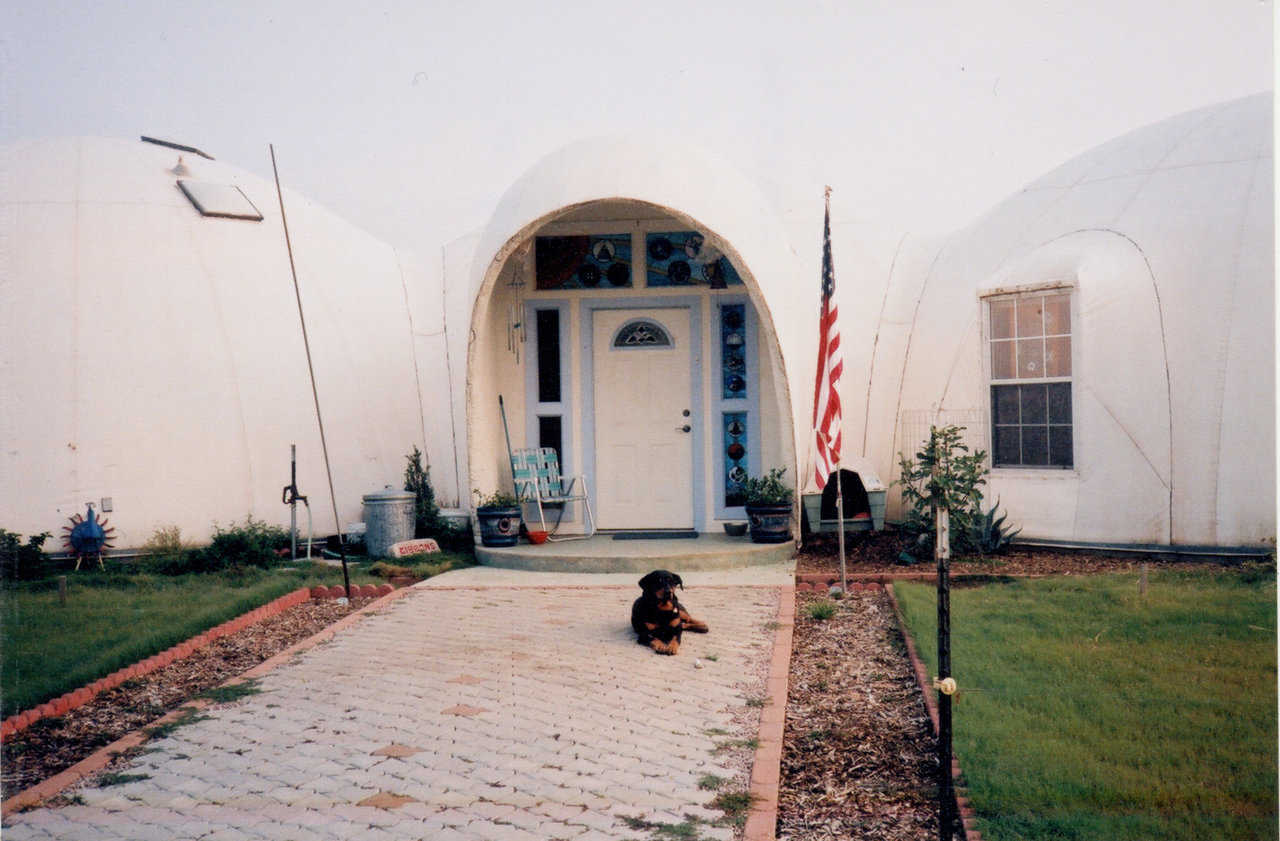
xmin=467 ymin=197 xmax=797 ymax=536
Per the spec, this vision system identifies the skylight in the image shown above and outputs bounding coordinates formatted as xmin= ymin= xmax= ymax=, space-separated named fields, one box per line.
xmin=177 ymin=180 xmax=264 ymax=221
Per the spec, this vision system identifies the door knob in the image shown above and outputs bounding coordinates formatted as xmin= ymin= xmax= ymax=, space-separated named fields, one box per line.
xmin=676 ymin=424 xmax=691 ymax=433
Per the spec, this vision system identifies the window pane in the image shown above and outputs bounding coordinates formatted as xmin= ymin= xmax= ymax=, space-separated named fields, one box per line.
xmin=990 ymin=300 xmax=1015 ymax=339
xmin=538 ymin=415 xmax=562 ymax=464
xmin=1047 ymin=382 xmax=1072 ymax=424
xmin=1045 ymin=336 xmax=1071 ymax=377
xmin=536 ymin=309 xmax=561 ymax=403
xmin=1049 ymin=425 xmax=1073 ymax=467
xmin=993 ymin=425 xmax=1021 ymax=466
xmin=1016 ymin=298 xmax=1044 ymax=337
xmin=992 ymin=385 xmax=1020 ymax=424
xmin=1017 ymin=339 xmax=1044 ymax=378
xmin=1044 ymin=294 xmax=1070 ymax=335
xmin=1020 ymin=385 xmax=1047 ymax=424
xmin=1022 ymin=426 xmax=1049 ymax=465
xmin=991 ymin=340 xmax=1015 ymax=379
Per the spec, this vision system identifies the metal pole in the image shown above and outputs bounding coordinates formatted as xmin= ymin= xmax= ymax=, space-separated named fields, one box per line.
xmin=835 ymin=460 xmax=846 ymax=595
xmin=289 ymin=445 xmax=298 ymax=561
xmin=270 ymin=144 xmax=350 ymax=599
xmin=936 ymin=497 xmax=955 ymax=841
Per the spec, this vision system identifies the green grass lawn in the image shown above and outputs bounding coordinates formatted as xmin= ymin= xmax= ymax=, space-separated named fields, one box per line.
xmin=0 ymin=556 xmax=467 ymax=717
xmin=895 ymin=567 xmax=1278 ymax=841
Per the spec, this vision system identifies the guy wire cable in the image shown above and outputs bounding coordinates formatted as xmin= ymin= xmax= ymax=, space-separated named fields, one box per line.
xmin=269 ymin=144 xmax=351 ymax=599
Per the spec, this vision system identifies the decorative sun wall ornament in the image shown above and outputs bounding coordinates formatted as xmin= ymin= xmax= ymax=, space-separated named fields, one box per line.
xmin=62 ymin=503 xmax=115 ymax=570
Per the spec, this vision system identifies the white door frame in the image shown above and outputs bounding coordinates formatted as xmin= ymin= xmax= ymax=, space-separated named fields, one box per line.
xmin=580 ymin=296 xmax=705 ymax=532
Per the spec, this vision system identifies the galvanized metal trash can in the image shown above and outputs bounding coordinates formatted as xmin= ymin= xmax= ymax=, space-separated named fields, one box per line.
xmin=362 ymin=488 xmax=416 ymax=558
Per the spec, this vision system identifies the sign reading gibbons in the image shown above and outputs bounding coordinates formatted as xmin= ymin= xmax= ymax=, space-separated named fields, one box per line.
xmin=388 ymin=538 xmax=441 ymax=558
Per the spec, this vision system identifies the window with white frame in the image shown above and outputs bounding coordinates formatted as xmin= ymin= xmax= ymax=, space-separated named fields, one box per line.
xmin=987 ymin=290 xmax=1073 ymax=468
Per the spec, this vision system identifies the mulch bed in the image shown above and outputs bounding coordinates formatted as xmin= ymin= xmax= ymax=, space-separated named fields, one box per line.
xmin=1 ymin=597 xmax=373 ymax=796
xmin=779 ymin=589 xmax=948 ymax=840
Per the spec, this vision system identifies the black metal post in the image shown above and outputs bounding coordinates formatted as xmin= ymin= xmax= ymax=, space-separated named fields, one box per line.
xmin=937 ymin=520 xmax=955 ymax=840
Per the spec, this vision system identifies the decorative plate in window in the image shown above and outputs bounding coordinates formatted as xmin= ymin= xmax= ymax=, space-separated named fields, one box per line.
xmin=613 ymin=319 xmax=673 ymax=348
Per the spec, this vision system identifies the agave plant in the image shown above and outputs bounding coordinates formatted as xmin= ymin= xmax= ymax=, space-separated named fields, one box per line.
xmin=969 ymin=498 xmax=1022 ymax=557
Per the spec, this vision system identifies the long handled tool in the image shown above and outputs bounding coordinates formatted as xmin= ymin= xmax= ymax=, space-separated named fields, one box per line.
xmin=498 ymin=395 xmax=515 ymax=472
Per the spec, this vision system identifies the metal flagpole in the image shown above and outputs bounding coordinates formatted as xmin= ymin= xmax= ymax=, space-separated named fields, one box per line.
xmin=824 ymin=186 xmax=847 ymax=594
xmin=836 ymin=452 xmax=846 ymax=594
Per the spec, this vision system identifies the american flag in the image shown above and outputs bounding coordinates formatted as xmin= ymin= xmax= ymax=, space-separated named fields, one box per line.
xmin=812 ymin=188 xmax=842 ymax=490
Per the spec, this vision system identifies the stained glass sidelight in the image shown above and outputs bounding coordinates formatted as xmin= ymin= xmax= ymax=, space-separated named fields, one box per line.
xmin=723 ymin=413 xmax=748 ymax=507
xmin=720 ymin=304 xmax=747 ymax=399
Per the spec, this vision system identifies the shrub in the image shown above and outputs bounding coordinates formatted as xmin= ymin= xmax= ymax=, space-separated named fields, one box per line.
xmin=806 ymin=600 xmax=837 ymax=621
xmin=473 ymin=489 xmax=519 ymax=509
xmin=742 ymin=467 xmax=794 ymax=505
xmin=137 ymin=525 xmax=198 ymax=575
xmin=405 ymin=447 xmax=471 ymax=552
xmin=198 ymin=515 xmax=289 ymax=570
xmin=895 ymin=424 xmax=990 ymax=563
xmin=0 ymin=529 xmax=54 ymax=581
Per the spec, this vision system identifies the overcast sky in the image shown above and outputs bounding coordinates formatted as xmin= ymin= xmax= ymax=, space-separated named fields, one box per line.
xmin=3 ymin=1 xmax=1273 ymax=250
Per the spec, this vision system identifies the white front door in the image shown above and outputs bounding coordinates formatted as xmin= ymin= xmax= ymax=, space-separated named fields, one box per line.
xmin=592 ymin=308 xmax=694 ymax=529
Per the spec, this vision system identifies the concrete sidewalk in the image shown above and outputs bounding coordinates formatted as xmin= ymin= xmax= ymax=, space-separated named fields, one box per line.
xmin=3 ymin=565 xmax=791 ymax=841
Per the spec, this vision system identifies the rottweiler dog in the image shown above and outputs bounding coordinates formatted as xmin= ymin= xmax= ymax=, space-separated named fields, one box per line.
xmin=631 ymin=569 xmax=709 ymax=655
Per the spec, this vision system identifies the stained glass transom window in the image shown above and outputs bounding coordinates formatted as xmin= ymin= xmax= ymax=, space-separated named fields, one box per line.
xmin=646 ymin=231 xmax=743 ymax=288
xmin=535 ymin=235 xmax=633 ymax=290
xmin=613 ymin=320 xmax=672 ymax=348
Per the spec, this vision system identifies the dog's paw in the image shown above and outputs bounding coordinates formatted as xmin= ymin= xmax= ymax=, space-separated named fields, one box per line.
xmin=650 ymin=639 xmax=677 ymax=655
xmin=684 ymin=619 xmax=709 ymax=633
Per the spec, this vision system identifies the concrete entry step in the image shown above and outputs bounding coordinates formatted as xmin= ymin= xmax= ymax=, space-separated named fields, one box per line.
xmin=475 ymin=531 xmax=795 ymax=572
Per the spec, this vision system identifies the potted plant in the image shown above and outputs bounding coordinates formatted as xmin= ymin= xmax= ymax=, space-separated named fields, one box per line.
xmin=743 ymin=467 xmax=795 ymax=543
xmin=473 ymin=489 xmax=521 ymax=547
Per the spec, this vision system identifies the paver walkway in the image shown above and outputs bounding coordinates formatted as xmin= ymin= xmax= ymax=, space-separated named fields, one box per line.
xmin=3 ymin=566 xmax=791 ymax=841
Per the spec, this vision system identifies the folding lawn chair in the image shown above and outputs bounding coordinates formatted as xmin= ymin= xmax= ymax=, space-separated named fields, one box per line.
xmin=509 ymin=447 xmax=596 ymax=541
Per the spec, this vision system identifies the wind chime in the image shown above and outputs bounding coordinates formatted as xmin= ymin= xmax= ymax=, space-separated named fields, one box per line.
xmin=507 ymin=242 xmax=530 ymax=362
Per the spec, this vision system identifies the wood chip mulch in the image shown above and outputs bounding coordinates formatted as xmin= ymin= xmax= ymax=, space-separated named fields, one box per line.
xmin=778 ymin=589 xmax=955 ymax=841
xmin=1 ymin=597 xmax=374 ymax=795
xmin=795 ymin=529 xmax=1232 ymax=576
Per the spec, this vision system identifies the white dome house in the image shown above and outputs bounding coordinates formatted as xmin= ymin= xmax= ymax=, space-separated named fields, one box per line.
xmin=0 ymin=136 xmax=431 ymax=549
xmin=857 ymin=94 xmax=1274 ymax=548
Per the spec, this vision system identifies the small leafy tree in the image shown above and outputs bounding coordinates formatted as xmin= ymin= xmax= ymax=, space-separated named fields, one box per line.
xmin=895 ymin=425 xmax=989 ymax=563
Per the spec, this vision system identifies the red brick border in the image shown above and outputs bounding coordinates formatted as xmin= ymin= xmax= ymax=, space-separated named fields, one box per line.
xmin=884 ymin=583 xmax=982 ymax=841
xmin=0 ymin=582 xmax=411 ymax=816
xmin=743 ymin=582 xmax=795 ymax=841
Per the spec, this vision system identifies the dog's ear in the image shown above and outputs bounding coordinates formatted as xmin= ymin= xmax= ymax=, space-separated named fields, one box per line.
xmin=672 ymin=573 xmax=684 ymax=590
xmin=638 ymin=570 xmax=662 ymax=591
